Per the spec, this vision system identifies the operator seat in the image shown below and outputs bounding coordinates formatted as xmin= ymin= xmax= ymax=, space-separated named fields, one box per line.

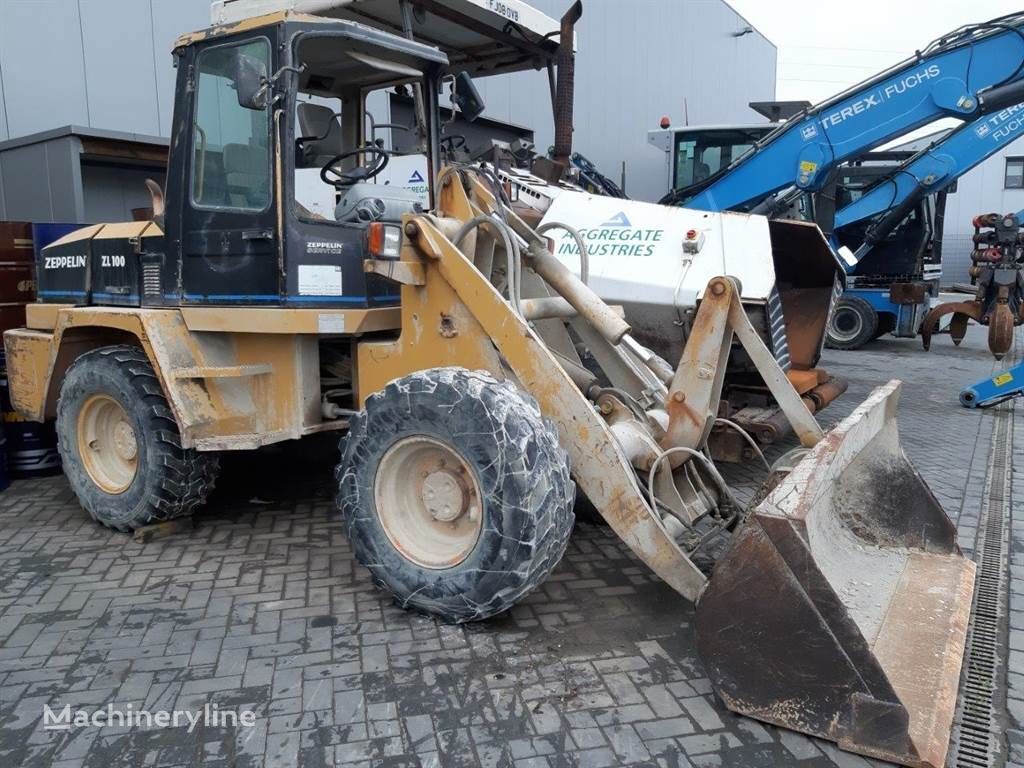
xmin=223 ymin=143 xmax=270 ymax=208
xmin=297 ymin=102 xmax=344 ymax=166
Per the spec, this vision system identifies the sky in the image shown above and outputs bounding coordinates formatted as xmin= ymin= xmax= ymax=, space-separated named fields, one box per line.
xmin=726 ymin=0 xmax=1023 ymax=140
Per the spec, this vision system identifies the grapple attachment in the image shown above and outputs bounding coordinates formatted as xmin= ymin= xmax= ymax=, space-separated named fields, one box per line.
xmin=696 ymin=381 xmax=975 ymax=768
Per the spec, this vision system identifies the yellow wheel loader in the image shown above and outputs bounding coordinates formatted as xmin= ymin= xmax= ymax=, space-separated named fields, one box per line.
xmin=2 ymin=3 xmax=975 ymax=766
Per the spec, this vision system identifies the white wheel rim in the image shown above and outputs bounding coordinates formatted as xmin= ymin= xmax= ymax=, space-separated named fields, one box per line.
xmin=77 ymin=394 xmax=139 ymax=494
xmin=830 ymin=306 xmax=863 ymax=343
xmin=374 ymin=436 xmax=483 ymax=569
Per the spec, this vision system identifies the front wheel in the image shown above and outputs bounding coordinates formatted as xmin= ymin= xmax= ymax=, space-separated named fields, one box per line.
xmin=56 ymin=345 xmax=219 ymax=531
xmin=337 ymin=368 xmax=575 ymax=623
xmin=825 ymin=296 xmax=878 ymax=350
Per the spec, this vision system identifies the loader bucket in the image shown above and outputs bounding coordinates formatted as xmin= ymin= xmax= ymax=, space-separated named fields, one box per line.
xmin=696 ymin=380 xmax=975 ymax=768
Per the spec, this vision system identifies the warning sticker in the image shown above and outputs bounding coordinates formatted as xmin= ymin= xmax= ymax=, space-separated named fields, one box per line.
xmin=797 ymin=160 xmax=818 ymax=185
xmin=298 ymin=265 xmax=343 ymax=296
xmin=993 ymin=372 xmax=1014 ymax=386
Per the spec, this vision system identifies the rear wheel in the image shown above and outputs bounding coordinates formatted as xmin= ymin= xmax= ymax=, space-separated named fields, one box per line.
xmin=57 ymin=345 xmax=219 ymax=531
xmin=825 ymin=296 xmax=878 ymax=350
xmin=337 ymin=367 xmax=575 ymax=623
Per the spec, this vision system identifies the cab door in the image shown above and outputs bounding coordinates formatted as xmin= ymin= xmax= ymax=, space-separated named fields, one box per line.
xmin=179 ymin=34 xmax=280 ymax=304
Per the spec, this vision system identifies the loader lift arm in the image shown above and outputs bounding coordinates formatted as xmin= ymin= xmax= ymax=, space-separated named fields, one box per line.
xmin=378 ymin=164 xmax=976 ymax=768
xmin=672 ymin=12 xmax=1024 ymax=215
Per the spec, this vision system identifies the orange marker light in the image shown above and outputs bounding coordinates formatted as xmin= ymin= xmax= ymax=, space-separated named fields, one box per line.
xmin=368 ymin=223 xmax=402 ymax=258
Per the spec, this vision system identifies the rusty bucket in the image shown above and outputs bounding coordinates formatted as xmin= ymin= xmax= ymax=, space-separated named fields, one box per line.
xmin=696 ymin=381 xmax=975 ymax=768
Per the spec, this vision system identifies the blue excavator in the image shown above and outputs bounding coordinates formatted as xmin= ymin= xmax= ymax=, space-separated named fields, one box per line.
xmin=653 ymin=11 xmax=1024 ymax=349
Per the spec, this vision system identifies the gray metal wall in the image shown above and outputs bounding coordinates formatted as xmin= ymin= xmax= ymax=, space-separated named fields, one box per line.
xmin=0 ymin=0 xmax=775 ymax=205
xmin=0 ymin=136 xmax=84 ymax=221
xmin=0 ymin=0 xmax=212 ymax=142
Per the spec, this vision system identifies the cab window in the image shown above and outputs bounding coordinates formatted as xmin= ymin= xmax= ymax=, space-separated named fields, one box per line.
xmin=191 ymin=38 xmax=272 ymax=211
xmin=673 ymin=128 xmax=767 ymax=190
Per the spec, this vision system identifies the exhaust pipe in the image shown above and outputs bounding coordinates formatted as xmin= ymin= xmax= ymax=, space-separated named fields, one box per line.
xmin=544 ymin=0 xmax=582 ymax=182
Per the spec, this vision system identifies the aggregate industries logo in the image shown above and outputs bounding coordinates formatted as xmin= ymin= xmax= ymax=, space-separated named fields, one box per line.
xmin=552 ymin=210 xmax=665 ymax=258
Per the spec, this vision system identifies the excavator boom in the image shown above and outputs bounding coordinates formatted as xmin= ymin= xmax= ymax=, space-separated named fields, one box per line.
xmin=680 ymin=12 xmax=1024 ymax=212
xmin=836 ymin=100 xmax=1024 ymax=260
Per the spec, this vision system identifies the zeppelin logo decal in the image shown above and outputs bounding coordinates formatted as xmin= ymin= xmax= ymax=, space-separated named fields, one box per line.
xmin=44 ymin=254 xmax=87 ymax=269
xmin=306 ymin=241 xmax=345 ymax=255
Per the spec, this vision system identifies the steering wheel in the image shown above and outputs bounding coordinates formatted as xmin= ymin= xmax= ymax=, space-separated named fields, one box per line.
xmin=320 ymin=146 xmax=389 ymax=188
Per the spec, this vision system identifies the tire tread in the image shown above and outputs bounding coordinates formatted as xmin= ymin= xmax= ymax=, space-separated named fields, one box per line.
xmin=57 ymin=345 xmax=219 ymax=531
xmin=337 ymin=367 xmax=574 ymax=623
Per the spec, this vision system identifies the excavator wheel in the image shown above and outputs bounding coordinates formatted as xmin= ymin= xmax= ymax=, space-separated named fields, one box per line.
xmin=56 ymin=345 xmax=219 ymax=532
xmin=337 ymin=367 xmax=575 ymax=623
xmin=825 ymin=296 xmax=878 ymax=350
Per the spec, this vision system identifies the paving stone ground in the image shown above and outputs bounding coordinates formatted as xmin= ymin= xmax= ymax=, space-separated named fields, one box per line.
xmin=0 ymin=322 xmax=1017 ymax=768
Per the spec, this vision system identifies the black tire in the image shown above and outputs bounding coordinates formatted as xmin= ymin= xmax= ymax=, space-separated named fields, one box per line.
xmin=56 ymin=345 xmax=219 ymax=531
xmin=337 ymin=367 xmax=575 ymax=623
xmin=825 ymin=296 xmax=878 ymax=350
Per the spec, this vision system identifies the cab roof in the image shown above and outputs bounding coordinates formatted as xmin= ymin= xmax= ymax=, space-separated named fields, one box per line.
xmin=180 ymin=0 xmax=567 ymax=79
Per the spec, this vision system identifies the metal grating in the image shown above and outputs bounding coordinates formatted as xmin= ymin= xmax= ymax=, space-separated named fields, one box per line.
xmin=142 ymin=262 xmax=162 ymax=298
xmin=952 ymin=404 xmax=1013 ymax=768
xmin=766 ymin=285 xmax=791 ymax=371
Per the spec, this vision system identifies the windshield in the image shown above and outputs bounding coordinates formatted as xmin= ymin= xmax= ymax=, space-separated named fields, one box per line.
xmin=191 ymin=38 xmax=273 ymax=212
xmin=672 ymin=127 xmax=771 ymax=190
xmin=291 ymin=33 xmax=433 ymax=226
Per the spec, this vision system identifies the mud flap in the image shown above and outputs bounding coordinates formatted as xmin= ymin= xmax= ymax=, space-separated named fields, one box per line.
xmin=696 ymin=381 xmax=975 ymax=768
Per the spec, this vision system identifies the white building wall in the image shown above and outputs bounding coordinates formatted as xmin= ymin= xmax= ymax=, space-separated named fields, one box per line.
xmin=0 ymin=0 xmax=775 ymax=205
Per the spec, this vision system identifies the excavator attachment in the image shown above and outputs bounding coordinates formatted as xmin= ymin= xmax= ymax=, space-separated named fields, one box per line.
xmin=697 ymin=381 xmax=975 ymax=768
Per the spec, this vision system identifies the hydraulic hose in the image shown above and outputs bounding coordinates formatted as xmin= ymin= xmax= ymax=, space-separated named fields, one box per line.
xmin=453 ymin=215 xmax=522 ymax=317
xmin=536 ymin=221 xmax=589 ymax=285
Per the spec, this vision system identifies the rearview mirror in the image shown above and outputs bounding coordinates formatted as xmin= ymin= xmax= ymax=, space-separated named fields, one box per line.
xmin=452 ymin=71 xmax=485 ymax=122
xmin=233 ymin=53 xmax=269 ymax=110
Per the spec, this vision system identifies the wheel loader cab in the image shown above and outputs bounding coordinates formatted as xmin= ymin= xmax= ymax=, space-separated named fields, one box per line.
xmin=154 ymin=16 xmax=448 ymax=309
